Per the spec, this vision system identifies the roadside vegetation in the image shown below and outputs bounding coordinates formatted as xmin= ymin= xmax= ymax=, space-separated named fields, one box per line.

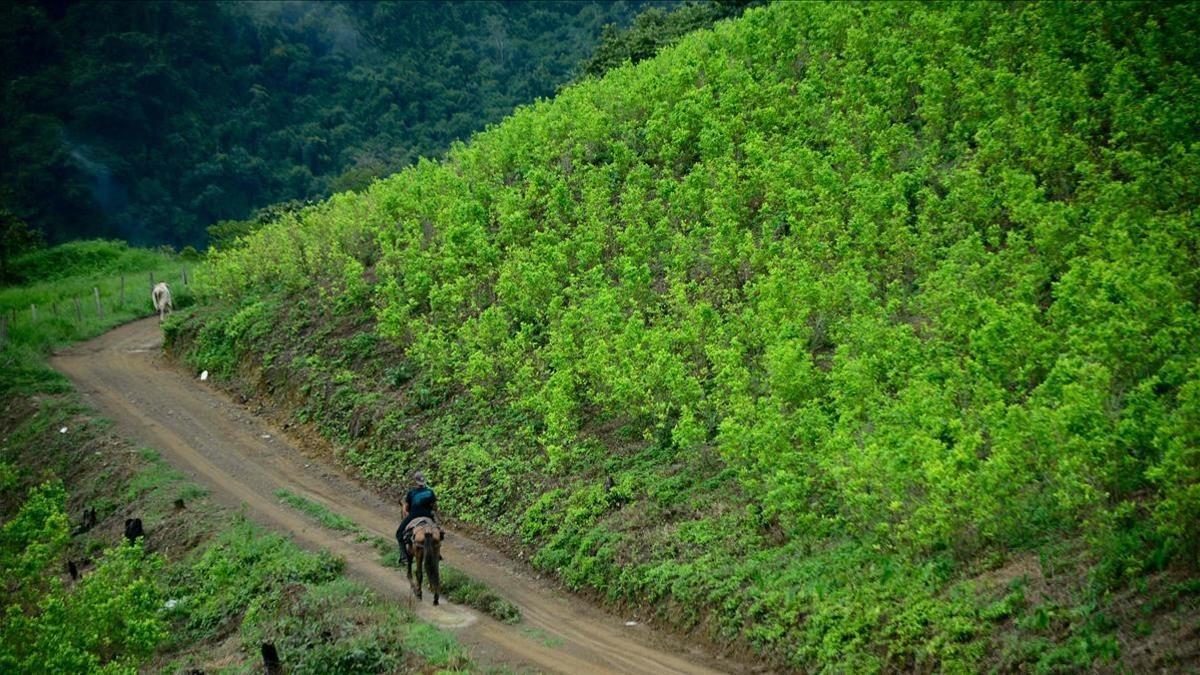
xmin=0 ymin=243 xmax=475 ymax=672
xmin=275 ymin=489 xmax=362 ymax=534
xmin=174 ymin=2 xmax=1200 ymax=670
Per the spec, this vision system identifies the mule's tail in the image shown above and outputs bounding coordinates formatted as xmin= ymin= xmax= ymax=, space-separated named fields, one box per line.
xmin=423 ymin=532 xmax=440 ymax=602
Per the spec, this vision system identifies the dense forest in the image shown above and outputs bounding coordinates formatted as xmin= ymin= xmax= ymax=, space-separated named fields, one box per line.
xmin=177 ymin=1 xmax=1200 ymax=670
xmin=0 ymin=0 xmax=705 ymax=248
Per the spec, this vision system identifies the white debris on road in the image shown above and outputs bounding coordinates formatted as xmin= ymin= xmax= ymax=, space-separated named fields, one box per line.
xmin=59 ymin=426 xmax=68 ymax=434
xmin=199 ymin=370 xmax=209 ymax=381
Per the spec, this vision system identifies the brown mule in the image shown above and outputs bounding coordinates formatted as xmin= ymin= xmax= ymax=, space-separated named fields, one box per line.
xmin=402 ymin=517 xmax=442 ymax=605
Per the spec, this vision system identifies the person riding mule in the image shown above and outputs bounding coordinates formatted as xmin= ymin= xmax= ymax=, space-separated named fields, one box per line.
xmin=396 ymin=471 xmax=444 ymax=604
xmin=396 ymin=471 xmax=441 ymax=564
xmin=398 ymin=470 xmax=446 ymax=559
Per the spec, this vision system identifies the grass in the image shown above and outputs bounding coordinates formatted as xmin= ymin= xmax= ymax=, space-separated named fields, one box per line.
xmin=124 ymin=451 xmax=187 ymax=502
xmin=274 ymin=489 xmax=362 ymax=533
xmin=519 ymin=626 xmax=564 ymax=649
xmin=401 ymin=623 xmax=472 ymax=669
xmin=6 ymin=239 xmax=182 ymax=284
xmin=440 ymin=566 xmax=523 ymax=625
xmin=0 ymin=240 xmax=195 ymax=359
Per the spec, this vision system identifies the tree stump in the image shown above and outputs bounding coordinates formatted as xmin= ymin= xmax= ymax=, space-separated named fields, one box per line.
xmin=124 ymin=517 xmax=144 ymax=544
xmin=262 ymin=643 xmax=283 ymax=674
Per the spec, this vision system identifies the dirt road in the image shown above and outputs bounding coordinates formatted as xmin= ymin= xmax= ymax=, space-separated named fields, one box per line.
xmin=53 ymin=318 xmax=734 ymax=674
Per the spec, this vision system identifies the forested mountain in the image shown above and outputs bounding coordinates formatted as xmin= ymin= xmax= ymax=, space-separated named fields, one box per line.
xmin=177 ymin=1 xmax=1200 ymax=670
xmin=578 ymin=0 xmax=755 ymax=79
xmin=0 ymin=0 xmax=674 ymax=247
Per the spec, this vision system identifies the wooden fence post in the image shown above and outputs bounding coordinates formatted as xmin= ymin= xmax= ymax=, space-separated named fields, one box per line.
xmin=30 ymin=304 xmax=37 ymax=323
xmin=94 ymin=287 xmax=104 ymax=319
xmin=74 ymin=298 xmax=83 ymax=323
xmin=120 ymin=276 xmax=126 ymax=307
xmin=0 ymin=315 xmax=7 ymax=349
xmin=149 ymin=271 xmax=155 ymax=291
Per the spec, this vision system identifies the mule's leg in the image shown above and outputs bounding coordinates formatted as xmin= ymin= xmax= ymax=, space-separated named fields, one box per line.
xmin=425 ymin=534 xmax=440 ymax=606
xmin=414 ymin=543 xmax=424 ymax=600
xmin=405 ymin=543 xmax=415 ymax=590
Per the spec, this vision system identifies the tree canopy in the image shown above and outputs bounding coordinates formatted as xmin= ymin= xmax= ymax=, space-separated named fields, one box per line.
xmin=0 ymin=0 xmax=676 ymax=247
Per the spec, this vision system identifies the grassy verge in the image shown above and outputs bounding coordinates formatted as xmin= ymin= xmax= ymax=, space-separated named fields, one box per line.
xmin=0 ymin=240 xmax=195 ymax=348
xmin=440 ymin=566 xmax=523 ymax=625
xmin=274 ymin=489 xmax=362 ymax=533
xmin=276 ymin=489 xmax=523 ymax=625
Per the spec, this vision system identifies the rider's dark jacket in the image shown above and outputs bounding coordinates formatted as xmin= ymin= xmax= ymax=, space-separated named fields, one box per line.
xmin=405 ymin=486 xmax=437 ymax=520
xmin=398 ymin=486 xmax=437 ymax=545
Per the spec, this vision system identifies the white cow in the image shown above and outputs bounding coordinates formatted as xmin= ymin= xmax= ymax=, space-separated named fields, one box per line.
xmin=152 ymin=282 xmax=173 ymax=322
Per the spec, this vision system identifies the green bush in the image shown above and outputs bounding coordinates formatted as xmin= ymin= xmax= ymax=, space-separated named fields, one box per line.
xmin=8 ymin=240 xmax=166 ymax=284
xmin=0 ymin=482 xmax=167 ymax=673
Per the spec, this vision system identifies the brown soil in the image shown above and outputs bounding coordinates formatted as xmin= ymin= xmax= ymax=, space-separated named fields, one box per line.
xmin=52 ymin=318 xmax=742 ymax=675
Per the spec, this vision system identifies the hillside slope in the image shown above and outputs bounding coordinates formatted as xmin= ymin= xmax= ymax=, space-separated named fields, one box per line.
xmin=178 ymin=2 xmax=1200 ymax=670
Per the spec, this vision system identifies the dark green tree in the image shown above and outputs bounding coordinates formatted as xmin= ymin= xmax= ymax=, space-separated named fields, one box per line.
xmin=0 ymin=202 xmax=43 ymax=284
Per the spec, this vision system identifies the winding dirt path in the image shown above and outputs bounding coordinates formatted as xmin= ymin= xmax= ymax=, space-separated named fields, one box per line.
xmin=53 ymin=318 xmax=736 ymax=674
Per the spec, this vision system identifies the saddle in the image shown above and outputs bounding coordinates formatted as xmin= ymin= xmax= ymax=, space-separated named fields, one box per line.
xmin=403 ymin=516 xmax=444 ymax=543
